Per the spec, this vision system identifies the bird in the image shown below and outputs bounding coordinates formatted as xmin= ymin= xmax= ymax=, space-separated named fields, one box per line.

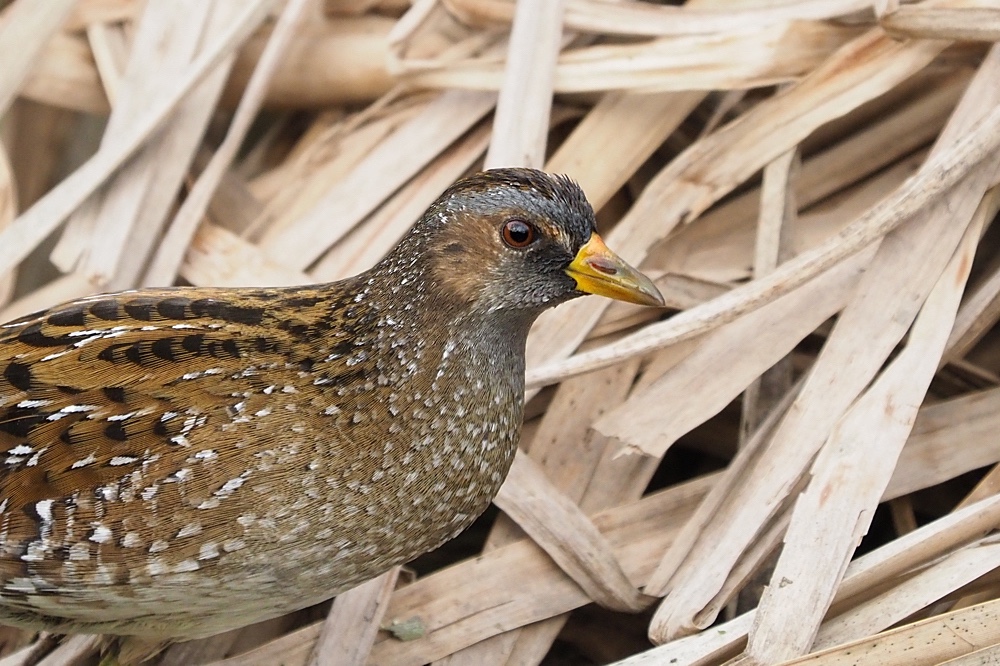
xmin=0 ymin=168 xmax=662 ymax=657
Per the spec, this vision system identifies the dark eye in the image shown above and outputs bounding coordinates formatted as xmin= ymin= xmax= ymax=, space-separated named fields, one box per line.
xmin=501 ymin=219 xmax=535 ymax=248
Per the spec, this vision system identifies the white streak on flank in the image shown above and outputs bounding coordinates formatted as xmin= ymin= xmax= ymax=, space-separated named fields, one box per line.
xmin=199 ymin=542 xmax=220 ymax=560
xmin=106 ymin=412 xmax=136 ymax=422
xmin=41 ymin=350 xmax=71 ymax=361
xmin=61 ymin=404 xmax=99 ymax=414
xmin=71 ymin=453 xmax=97 ymax=469
xmin=66 ymin=329 xmax=105 ymax=338
xmin=7 ymin=444 xmax=32 ymax=456
xmin=108 ymin=456 xmax=138 ymax=466
xmin=168 ymin=468 xmax=192 ymax=482
xmin=72 ymin=334 xmax=103 ymax=349
xmin=26 ymin=448 xmax=47 ymax=467
xmin=35 ymin=500 xmax=53 ymax=523
xmin=149 ymin=540 xmax=169 ymax=553
xmin=16 ymin=399 xmax=51 ymax=409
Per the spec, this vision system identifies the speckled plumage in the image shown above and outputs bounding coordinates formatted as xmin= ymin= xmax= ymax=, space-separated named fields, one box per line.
xmin=0 ymin=168 xmax=660 ymax=643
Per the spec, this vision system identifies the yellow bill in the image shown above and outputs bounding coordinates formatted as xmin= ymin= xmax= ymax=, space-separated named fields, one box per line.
xmin=565 ymin=233 xmax=664 ymax=307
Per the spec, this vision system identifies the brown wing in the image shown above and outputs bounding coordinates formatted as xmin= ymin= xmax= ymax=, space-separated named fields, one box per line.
xmin=0 ymin=286 xmax=357 ymax=595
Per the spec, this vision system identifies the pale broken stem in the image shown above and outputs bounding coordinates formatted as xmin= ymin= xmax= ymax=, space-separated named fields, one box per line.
xmin=881 ymin=6 xmax=1000 ymax=42
xmin=734 ymin=140 xmax=799 ymax=615
xmin=85 ymin=20 xmax=128 ymax=106
xmin=447 ymin=0 xmax=872 ymax=37
xmin=309 ymin=567 xmax=400 ymax=666
xmin=66 ymin=1 xmax=233 ymax=289
xmin=484 ymin=0 xmax=565 ymax=169
xmin=942 ymin=183 xmax=1000 ymax=364
xmin=524 ymin=99 xmax=1000 ymax=391
xmin=615 ymin=491 xmax=1000 ymax=665
xmin=0 ymin=142 xmax=16 ymax=309
xmin=647 ymin=43 xmax=1000 ymax=644
xmin=143 ymin=0 xmax=311 ymax=286
xmin=493 ymin=450 xmax=652 ymax=612
xmin=0 ymin=0 xmax=77 ymax=118
xmin=642 ymin=377 xmax=803 ymax=597
xmin=743 ymin=183 xmax=987 ymax=664
xmin=259 ymin=89 xmax=496 ymax=270
xmin=0 ymin=0 xmax=273 ymax=278
xmin=741 ymin=144 xmax=798 ymax=445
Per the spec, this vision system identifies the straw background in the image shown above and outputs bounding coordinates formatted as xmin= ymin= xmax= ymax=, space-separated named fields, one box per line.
xmin=3 ymin=0 xmax=1000 ymax=664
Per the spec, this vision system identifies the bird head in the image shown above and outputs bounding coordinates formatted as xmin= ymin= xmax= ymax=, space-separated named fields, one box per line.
xmin=398 ymin=168 xmax=663 ymax=317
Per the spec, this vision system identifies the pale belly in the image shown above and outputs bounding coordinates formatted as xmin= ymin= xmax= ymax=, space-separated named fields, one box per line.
xmin=0 ymin=427 xmax=516 ymax=639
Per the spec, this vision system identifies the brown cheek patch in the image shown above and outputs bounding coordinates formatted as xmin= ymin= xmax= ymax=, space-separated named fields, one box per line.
xmin=428 ymin=215 xmax=506 ymax=305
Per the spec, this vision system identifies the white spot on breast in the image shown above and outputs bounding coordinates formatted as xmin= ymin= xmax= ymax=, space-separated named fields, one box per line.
xmin=167 ymin=468 xmax=192 ymax=482
xmin=198 ymin=542 xmax=220 ymax=560
xmin=122 ymin=532 xmax=142 ymax=547
xmin=149 ymin=540 xmax=169 ymax=553
xmin=222 ymin=538 xmax=246 ymax=552
xmin=147 ymin=558 xmax=168 ymax=576
xmin=174 ymin=559 xmax=199 ymax=573
xmin=176 ymin=523 xmax=202 ymax=538
xmin=215 ymin=474 xmax=248 ymax=497
xmin=35 ymin=500 xmax=53 ymax=523
xmin=21 ymin=542 xmax=46 ymax=562
xmin=90 ymin=524 xmax=112 ymax=543
xmin=68 ymin=542 xmax=89 ymax=561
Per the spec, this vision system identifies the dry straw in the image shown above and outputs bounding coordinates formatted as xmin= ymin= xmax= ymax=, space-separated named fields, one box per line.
xmin=3 ymin=0 xmax=1000 ymax=664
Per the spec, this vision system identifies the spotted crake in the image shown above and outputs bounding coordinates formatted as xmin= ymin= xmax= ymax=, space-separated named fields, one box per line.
xmin=0 ymin=168 xmax=662 ymax=656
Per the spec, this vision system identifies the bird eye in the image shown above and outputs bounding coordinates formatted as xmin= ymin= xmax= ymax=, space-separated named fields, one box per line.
xmin=501 ymin=219 xmax=535 ymax=248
